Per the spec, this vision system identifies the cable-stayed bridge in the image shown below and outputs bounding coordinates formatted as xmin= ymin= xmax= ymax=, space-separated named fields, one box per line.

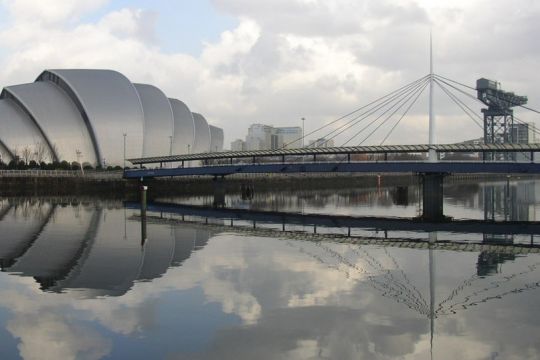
xmin=125 ymin=73 xmax=540 ymax=176
xmin=124 ymin=73 xmax=540 ymax=220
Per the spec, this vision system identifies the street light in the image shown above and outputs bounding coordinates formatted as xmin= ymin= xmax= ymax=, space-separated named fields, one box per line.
xmin=169 ymin=135 xmax=173 ymax=156
xmin=76 ymin=149 xmax=83 ymax=174
xmin=123 ymin=133 xmax=127 ymax=169
xmin=301 ymin=117 xmax=305 ymax=148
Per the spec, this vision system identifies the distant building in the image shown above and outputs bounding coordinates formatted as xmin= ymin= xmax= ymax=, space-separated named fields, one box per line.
xmin=511 ymin=123 xmax=536 ymax=144
xmin=244 ymin=124 xmax=302 ymax=150
xmin=230 ymin=139 xmax=246 ymax=151
xmin=275 ymin=127 xmax=302 ymax=149
xmin=511 ymin=123 xmax=536 ymax=161
xmin=308 ymin=138 xmax=335 ymax=148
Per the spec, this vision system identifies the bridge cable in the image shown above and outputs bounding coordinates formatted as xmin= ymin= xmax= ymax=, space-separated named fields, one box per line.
xmin=434 ymin=79 xmax=516 ymax=156
xmin=434 ymin=75 xmax=540 ymax=144
xmin=513 ymin=115 xmax=540 ymax=138
xmin=436 ymin=74 xmax=540 ymax=115
xmin=340 ymin=77 xmax=431 ymax=146
xmin=356 ymin=80 xmax=431 ymax=146
xmin=281 ymin=74 xmax=430 ymax=148
xmin=434 ymin=74 xmax=476 ymax=91
xmin=311 ymin=76 xmax=430 ymax=147
xmin=519 ymin=105 xmax=540 ymax=114
xmin=330 ymin=77 xmax=431 ymax=147
xmin=434 ymin=76 xmax=518 ymax=152
xmin=434 ymin=75 xmax=482 ymax=103
xmin=381 ymin=80 xmax=430 ymax=145
xmin=434 ymin=79 xmax=483 ymax=130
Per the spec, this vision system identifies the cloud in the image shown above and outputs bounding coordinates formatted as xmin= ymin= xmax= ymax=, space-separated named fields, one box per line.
xmin=0 ymin=0 xmax=539 ymax=147
xmin=2 ymin=0 xmax=110 ymax=24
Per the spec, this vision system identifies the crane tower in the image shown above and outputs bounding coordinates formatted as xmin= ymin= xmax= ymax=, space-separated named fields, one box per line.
xmin=476 ymin=78 xmax=528 ymax=160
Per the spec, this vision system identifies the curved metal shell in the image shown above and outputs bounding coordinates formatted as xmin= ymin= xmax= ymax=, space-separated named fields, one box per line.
xmin=0 ymin=98 xmax=53 ymax=162
xmin=209 ymin=125 xmax=224 ymax=152
xmin=134 ymin=84 xmax=174 ymax=158
xmin=37 ymin=69 xmax=145 ymax=167
xmin=0 ymin=139 xmax=13 ymax=163
xmin=169 ymin=98 xmax=195 ymax=155
xmin=192 ymin=112 xmax=211 ymax=154
xmin=5 ymin=82 xmax=97 ymax=165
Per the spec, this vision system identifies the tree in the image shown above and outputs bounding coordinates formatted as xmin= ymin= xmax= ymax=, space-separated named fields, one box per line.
xmin=33 ymin=141 xmax=49 ymax=163
xmin=20 ymin=146 xmax=32 ymax=165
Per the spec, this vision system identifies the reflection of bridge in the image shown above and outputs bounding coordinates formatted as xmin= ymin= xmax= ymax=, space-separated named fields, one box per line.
xmin=138 ymin=202 xmax=539 ymax=357
xmin=133 ymin=201 xmax=540 ymax=253
xmin=128 ymin=201 xmax=540 ymax=238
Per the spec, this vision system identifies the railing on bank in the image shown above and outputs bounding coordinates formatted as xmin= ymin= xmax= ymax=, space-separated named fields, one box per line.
xmin=0 ymin=170 xmax=124 ymax=179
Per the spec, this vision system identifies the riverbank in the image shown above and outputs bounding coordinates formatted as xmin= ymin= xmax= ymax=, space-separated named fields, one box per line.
xmin=0 ymin=169 xmax=531 ymax=197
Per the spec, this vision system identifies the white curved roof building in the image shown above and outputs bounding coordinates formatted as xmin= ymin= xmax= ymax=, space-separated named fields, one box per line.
xmin=0 ymin=69 xmax=223 ymax=167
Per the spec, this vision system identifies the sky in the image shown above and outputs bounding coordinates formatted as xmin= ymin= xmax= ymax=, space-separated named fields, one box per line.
xmin=0 ymin=0 xmax=539 ymax=148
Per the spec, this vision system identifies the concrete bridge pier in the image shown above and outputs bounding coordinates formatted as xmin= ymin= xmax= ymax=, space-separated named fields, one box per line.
xmin=213 ymin=176 xmax=226 ymax=208
xmin=421 ymin=172 xmax=446 ymax=221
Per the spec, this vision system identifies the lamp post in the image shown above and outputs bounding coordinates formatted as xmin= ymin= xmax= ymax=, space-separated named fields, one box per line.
xmin=301 ymin=117 xmax=305 ymax=148
xmin=123 ymin=133 xmax=127 ymax=169
xmin=187 ymin=144 xmax=191 ymax=154
xmin=169 ymin=136 xmax=173 ymax=156
xmin=76 ymin=149 xmax=83 ymax=174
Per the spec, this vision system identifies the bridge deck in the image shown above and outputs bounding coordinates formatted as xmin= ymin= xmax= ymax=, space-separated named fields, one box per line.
xmin=124 ymin=161 xmax=540 ymax=178
xmin=127 ymin=143 xmax=540 ymax=165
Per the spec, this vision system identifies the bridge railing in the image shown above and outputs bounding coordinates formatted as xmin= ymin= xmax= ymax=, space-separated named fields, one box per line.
xmin=0 ymin=170 xmax=124 ymax=179
xmin=126 ymin=156 xmax=536 ymax=172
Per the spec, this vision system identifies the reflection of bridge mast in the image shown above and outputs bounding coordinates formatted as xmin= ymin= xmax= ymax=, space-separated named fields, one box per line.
xmin=280 ymin=233 xmax=540 ymax=356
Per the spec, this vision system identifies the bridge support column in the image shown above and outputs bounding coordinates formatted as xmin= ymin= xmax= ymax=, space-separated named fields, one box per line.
xmin=213 ymin=176 xmax=226 ymax=208
xmin=421 ymin=172 xmax=446 ymax=221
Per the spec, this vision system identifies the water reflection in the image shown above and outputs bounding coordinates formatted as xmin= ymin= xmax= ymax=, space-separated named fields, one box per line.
xmin=0 ymin=198 xmax=212 ymax=297
xmin=163 ymin=178 xmax=540 ymax=222
xmin=0 ymin=193 xmax=538 ymax=359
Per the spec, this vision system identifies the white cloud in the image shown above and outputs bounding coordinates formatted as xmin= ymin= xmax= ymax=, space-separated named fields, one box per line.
xmin=2 ymin=0 xmax=110 ymax=24
xmin=0 ymin=0 xmax=539 ymax=146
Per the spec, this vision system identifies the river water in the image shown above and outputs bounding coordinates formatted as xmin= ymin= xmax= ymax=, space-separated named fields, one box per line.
xmin=0 ymin=178 xmax=539 ymax=359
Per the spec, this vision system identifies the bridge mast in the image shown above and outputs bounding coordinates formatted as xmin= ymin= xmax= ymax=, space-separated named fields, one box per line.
xmin=428 ymin=32 xmax=437 ymax=162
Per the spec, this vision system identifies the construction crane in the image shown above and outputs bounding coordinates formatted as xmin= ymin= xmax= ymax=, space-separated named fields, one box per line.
xmin=476 ymin=78 xmax=528 ymax=160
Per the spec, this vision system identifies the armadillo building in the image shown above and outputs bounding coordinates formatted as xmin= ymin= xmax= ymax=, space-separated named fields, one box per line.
xmin=0 ymin=69 xmax=223 ymax=167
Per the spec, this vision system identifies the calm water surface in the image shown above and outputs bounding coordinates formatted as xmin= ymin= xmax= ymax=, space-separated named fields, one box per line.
xmin=0 ymin=178 xmax=539 ymax=359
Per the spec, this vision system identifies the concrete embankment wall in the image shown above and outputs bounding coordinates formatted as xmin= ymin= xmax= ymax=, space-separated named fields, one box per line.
xmin=0 ymin=170 xmax=133 ymax=197
xmin=0 ymin=170 xmax=530 ymax=197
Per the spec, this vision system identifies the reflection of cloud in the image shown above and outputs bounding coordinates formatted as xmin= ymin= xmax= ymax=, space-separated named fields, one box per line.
xmin=1 ymin=214 xmax=540 ymax=359
xmin=166 ymin=306 xmax=426 ymax=360
xmin=7 ymin=312 xmax=111 ymax=360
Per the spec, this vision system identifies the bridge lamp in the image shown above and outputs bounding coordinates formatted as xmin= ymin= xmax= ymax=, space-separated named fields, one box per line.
xmin=301 ymin=117 xmax=306 ymax=148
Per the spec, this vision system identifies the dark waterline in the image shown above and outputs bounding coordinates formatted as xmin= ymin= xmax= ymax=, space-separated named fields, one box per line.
xmin=0 ymin=178 xmax=538 ymax=359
